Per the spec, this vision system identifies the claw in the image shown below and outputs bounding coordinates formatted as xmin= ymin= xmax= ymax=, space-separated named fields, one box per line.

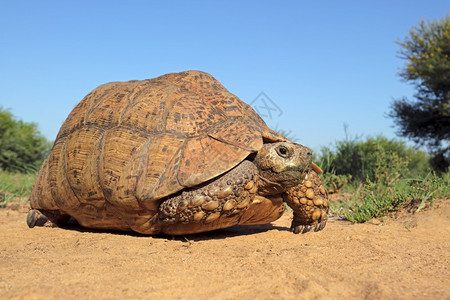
xmin=314 ymin=217 xmax=327 ymax=232
xmin=314 ymin=223 xmax=321 ymax=232
xmin=290 ymin=223 xmax=315 ymax=234
xmin=302 ymin=225 xmax=312 ymax=233
xmin=291 ymin=224 xmax=302 ymax=234
xmin=290 ymin=216 xmax=328 ymax=234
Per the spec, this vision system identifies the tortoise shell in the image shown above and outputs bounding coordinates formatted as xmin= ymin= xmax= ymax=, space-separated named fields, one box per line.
xmin=30 ymin=71 xmax=287 ymax=230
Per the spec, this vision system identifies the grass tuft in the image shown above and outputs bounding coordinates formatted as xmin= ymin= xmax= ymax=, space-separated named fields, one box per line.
xmin=335 ymin=159 xmax=449 ymax=223
xmin=0 ymin=169 xmax=36 ymax=207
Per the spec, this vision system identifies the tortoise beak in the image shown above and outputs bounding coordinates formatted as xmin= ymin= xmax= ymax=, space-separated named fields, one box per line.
xmin=312 ymin=163 xmax=323 ymax=174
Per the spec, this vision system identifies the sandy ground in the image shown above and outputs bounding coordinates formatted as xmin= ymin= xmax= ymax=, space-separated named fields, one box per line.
xmin=0 ymin=199 xmax=449 ymax=300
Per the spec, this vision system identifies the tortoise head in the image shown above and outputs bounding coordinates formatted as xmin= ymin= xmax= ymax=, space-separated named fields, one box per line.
xmin=254 ymin=142 xmax=312 ymax=196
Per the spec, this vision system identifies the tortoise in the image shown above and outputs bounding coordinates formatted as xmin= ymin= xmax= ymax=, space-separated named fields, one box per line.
xmin=27 ymin=70 xmax=329 ymax=235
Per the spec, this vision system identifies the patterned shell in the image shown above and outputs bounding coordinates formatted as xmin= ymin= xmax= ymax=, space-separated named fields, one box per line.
xmin=30 ymin=71 xmax=285 ymax=219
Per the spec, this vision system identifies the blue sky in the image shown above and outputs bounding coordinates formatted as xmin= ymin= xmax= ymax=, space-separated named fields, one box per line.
xmin=1 ymin=1 xmax=448 ymax=153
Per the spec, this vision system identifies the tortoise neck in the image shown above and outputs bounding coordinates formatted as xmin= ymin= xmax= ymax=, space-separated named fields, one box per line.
xmin=256 ymin=175 xmax=286 ymax=196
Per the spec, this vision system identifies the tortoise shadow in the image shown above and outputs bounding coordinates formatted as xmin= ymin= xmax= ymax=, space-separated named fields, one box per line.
xmin=168 ymin=223 xmax=290 ymax=242
xmin=60 ymin=220 xmax=290 ymax=241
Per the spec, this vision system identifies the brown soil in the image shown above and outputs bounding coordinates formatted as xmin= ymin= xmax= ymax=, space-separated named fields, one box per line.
xmin=0 ymin=199 xmax=449 ymax=300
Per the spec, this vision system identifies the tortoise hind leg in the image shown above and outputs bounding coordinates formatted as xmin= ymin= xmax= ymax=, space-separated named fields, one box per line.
xmin=236 ymin=195 xmax=285 ymax=226
xmin=27 ymin=209 xmax=70 ymax=228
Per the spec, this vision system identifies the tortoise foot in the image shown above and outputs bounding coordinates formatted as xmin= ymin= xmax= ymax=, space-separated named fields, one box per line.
xmin=27 ymin=209 xmax=70 ymax=228
xmin=290 ymin=216 xmax=328 ymax=234
xmin=283 ymin=170 xmax=329 ymax=234
xmin=157 ymin=160 xmax=260 ymax=234
xmin=27 ymin=209 xmax=50 ymax=228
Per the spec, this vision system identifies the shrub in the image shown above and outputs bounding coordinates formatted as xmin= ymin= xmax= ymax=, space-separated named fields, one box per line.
xmin=317 ymin=134 xmax=431 ymax=183
xmin=316 ymin=133 xmax=448 ymax=222
xmin=0 ymin=107 xmax=51 ymax=172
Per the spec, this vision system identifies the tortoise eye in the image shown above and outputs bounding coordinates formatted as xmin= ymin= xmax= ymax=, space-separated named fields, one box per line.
xmin=277 ymin=146 xmax=289 ymax=157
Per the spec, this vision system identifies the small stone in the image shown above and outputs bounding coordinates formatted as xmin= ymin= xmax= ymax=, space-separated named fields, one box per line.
xmin=249 ymin=184 xmax=258 ymax=194
xmin=370 ymin=219 xmax=381 ymax=225
xmin=307 ymin=200 xmax=313 ymax=206
xmin=292 ymin=197 xmax=300 ymax=205
xmin=304 ymin=180 xmax=313 ymax=188
xmin=236 ymin=178 xmax=243 ymax=185
xmin=300 ymin=198 xmax=308 ymax=205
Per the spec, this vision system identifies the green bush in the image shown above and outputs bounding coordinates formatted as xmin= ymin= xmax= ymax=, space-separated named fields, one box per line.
xmin=316 ymin=133 xmax=448 ymax=222
xmin=317 ymin=135 xmax=431 ymax=183
xmin=0 ymin=107 xmax=51 ymax=172
xmin=320 ymin=173 xmax=352 ymax=193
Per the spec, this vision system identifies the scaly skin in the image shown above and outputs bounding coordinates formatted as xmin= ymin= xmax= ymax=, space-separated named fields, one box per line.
xmin=284 ymin=170 xmax=329 ymax=234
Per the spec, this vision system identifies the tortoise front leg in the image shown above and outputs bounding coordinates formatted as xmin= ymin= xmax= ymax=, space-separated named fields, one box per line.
xmin=156 ymin=160 xmax=261 ymax=235
xmin=283 ymin=170 xmax=329 ymax=234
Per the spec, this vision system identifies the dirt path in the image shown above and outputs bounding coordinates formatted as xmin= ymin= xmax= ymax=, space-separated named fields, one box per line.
xmin=0 ymin=199 xmax=449 ymax=300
